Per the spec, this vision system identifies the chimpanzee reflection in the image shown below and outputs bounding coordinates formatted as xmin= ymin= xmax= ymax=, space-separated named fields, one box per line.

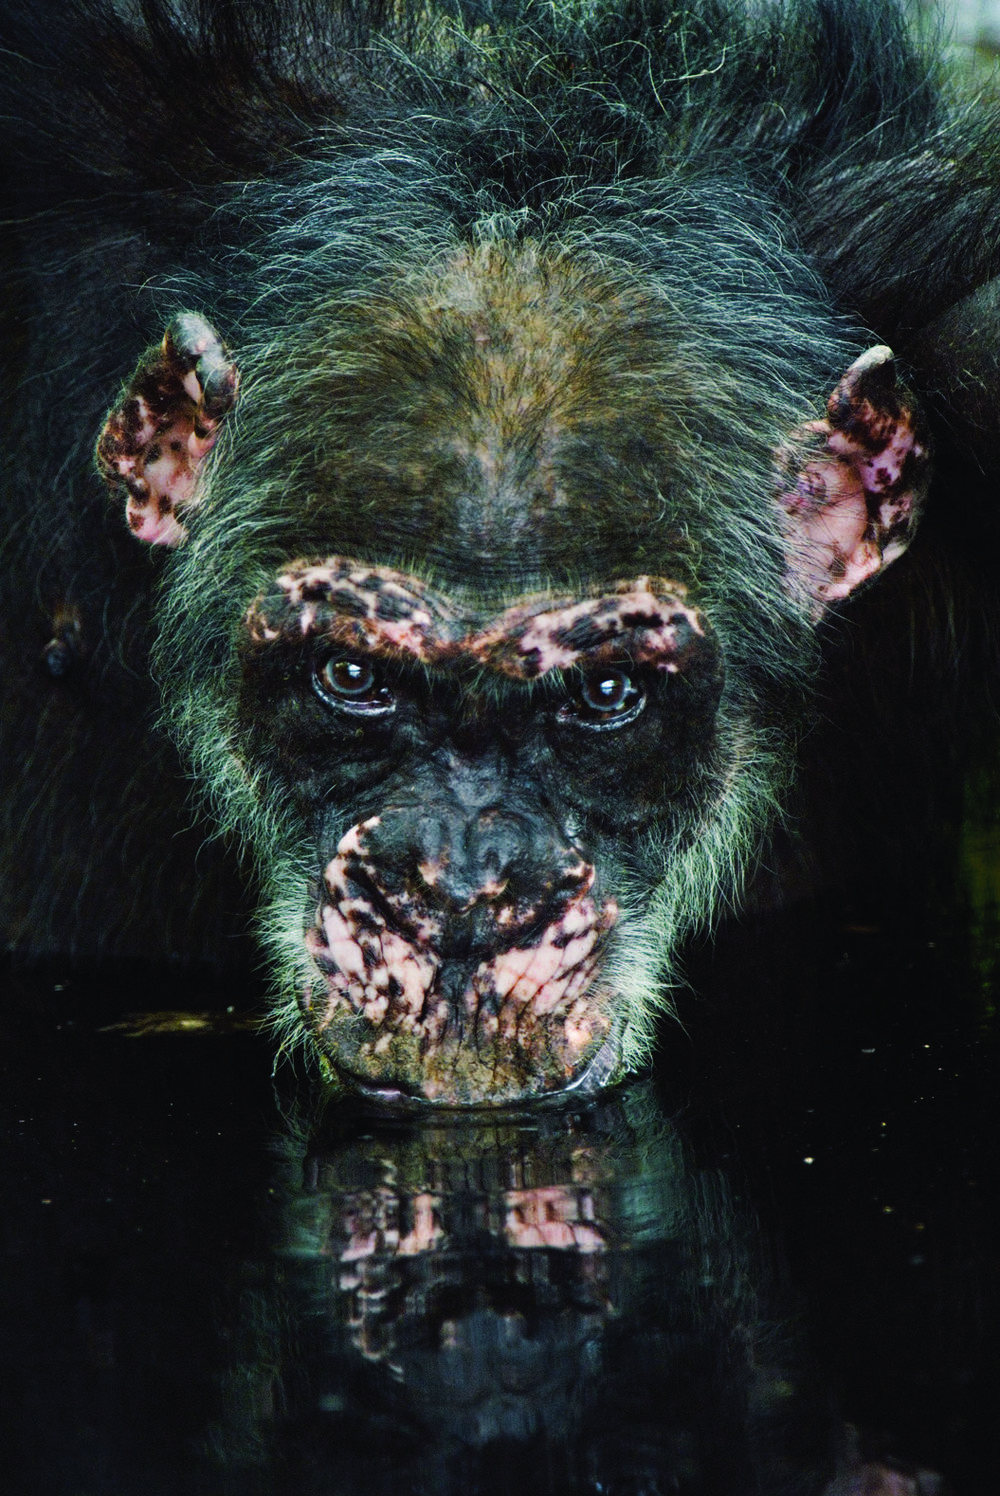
xmin=215 ymin=1085 xmax=940 ymax=1495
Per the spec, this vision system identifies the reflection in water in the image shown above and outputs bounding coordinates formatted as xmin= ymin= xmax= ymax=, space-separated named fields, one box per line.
xmin=211 ymin=1084 xmax=933 ymax=1495
xmin=9 ymin=761 xmax=993 ymax=1496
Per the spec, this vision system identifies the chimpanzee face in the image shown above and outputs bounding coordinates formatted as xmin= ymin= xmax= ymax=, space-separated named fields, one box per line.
xmin=96 ymin=245 xmax=929 ymax=1107
xmin=237 ymin=560 xmax=724 ymax=1103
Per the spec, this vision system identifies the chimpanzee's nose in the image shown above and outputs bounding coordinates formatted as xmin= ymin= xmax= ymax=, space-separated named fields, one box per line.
xmin=413 ymin=806 xmax=535 ymax=907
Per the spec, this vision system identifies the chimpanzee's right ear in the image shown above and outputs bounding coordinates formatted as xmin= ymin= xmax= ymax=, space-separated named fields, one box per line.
xmin=96 ymin=313 xmax=239 ymax=547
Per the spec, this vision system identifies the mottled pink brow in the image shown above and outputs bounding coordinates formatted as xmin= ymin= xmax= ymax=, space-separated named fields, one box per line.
xmin=243 ymin=557 xmax=710 ymax=677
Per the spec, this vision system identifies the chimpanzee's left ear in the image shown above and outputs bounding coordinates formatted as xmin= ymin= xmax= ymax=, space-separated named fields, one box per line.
xmin=96 ymin=313 xmax=239 ymax=547
xmin=777 ymin=346 xmax=931 ymax=615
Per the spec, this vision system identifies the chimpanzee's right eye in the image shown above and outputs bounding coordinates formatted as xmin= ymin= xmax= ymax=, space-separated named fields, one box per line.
xmin=313 ymin=654 xmax=395 ymax=715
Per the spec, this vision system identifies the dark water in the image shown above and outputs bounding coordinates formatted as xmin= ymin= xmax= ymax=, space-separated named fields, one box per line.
xmin=2 ymin=823 xmax=998 ymax=1495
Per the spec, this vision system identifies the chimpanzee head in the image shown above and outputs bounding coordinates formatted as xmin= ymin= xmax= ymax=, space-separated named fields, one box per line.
xmin=97 ymin=235 xmax=929 ymax=1105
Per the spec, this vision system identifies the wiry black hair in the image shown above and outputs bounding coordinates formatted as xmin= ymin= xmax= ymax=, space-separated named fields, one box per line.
xmin=5 ymin=0 xmax=997 ymax=355
xmin=0 ymin=1 xmax=943 ymax=187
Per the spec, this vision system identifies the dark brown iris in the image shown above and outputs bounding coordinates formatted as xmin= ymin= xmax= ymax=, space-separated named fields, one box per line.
xmin=314 ymin=655 xmax=395 ymax=713
xmin=564 ymin=667 xmax=646 ymax=727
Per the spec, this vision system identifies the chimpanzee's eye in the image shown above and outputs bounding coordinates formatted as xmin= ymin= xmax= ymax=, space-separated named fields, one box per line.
xmin=314 ymin=654 xmax=395 ymax=714
xmin=560 ymin=667 xmax=646 ymax=728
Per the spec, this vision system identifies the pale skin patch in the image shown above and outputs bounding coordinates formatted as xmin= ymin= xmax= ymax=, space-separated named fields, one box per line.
xmin=244 ymin=560 xmax=711 ymax=680
xmin=485 ymin=901 xmax=604 ymax=1012
xmin=778 ymin=346 xmax=931 ymax=613
xmin=303 ymin=814 xmax=619 ymax=1102
xmin=267 ymin=560 xmax=456 ymax=658
xmin=95 ymin=312 xmax=239 ymax=547
xmin=477 ymin=582 xmax=706 ymax=679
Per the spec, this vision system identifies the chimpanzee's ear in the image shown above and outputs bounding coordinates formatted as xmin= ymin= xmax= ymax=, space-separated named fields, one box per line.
xmin=96 ymin=313 xmax=239 ymax=547
xmin=777 ymin=346 xmax=930 ymax=616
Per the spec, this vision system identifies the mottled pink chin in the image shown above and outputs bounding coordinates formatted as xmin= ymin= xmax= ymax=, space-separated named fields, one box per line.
xmin=301 ymin=888 xmax=620 ymax=1106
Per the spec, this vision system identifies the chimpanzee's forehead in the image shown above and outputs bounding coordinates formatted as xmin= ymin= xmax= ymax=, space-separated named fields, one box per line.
xmin=243 ymin=557 xmax=712 ymax=679
xmin=294 ymin=244 xmax=696 ymax=579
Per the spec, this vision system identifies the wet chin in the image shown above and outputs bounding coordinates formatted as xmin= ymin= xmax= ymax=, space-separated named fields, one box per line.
xmin=298 ymin=957 xmax=619 ymax=1106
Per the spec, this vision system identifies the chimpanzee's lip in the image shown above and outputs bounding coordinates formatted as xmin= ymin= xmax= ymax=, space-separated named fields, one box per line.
xmin=559 ymin=1028 xmax=624 ymax=1096
xmin=340 ymin=1028 xmax=625 ymax=1113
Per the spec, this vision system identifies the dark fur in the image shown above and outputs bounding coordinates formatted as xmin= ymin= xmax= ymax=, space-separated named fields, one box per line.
xmin=2 ymin=1 xmax=999 ymax=1092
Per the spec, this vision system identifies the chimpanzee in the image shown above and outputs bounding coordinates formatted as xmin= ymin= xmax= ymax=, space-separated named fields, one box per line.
xmin=2 ymin=0 xmax=999 ymax=1104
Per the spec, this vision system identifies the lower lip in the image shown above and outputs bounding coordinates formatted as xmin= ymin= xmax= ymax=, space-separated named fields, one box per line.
xmin=343 ymin=1030 xmax=622 ymax=1112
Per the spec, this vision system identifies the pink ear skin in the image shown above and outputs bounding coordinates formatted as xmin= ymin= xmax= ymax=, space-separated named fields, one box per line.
xmin=778 ymin=346 xmax=931 ymax=617
xmin=95 ymin=312 xmax=239 ymax=547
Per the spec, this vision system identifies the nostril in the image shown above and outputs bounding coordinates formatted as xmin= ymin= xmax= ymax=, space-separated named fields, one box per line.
xmin=414 ymin=814 xmax=451 ymax=892
xmin=390 ymin=811 xmax=520 ymax=908
xmin=416 ymin=813 xmax=448 ymax=865
xmin=368 ymin=802 xmax=589 ymax=919
xmin=465 ymin=809 xmax=531 ymax=891
xmin=411 ymin=809 xmax=532 ymax=901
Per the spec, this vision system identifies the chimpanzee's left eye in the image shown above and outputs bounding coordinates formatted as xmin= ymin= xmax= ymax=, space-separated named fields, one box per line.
xmin=559 ymin=667 xmax=646 ymax=728
xmin=313 ymin=654 xmax=395 ymax=714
